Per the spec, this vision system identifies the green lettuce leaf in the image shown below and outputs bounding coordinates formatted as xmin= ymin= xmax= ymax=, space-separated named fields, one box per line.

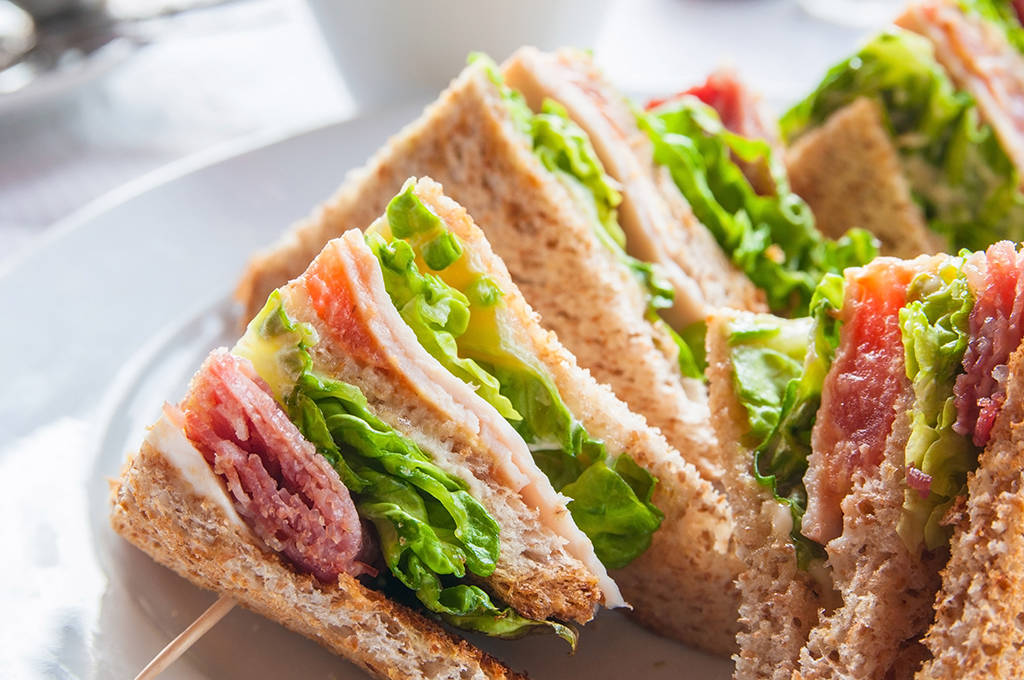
xmin=367 ymin=227 xmax=520 ymax=422
xmin=372 ymin=184 xmax=663 ymax=570
xmin=237 ymin=294 xmax=574 ymax=646
xmin=728 ymin=315 xmax=813 ymax=446
xmin=726 ymin=274 xmax=845 ymax=569
xmin=782 ymin=28 xmax=1024 ymax=252
xmin=563 ymin=455 xmax=665 ymax=571
xmin=641 ymin=97 xmax=877 ymax=316
xmin=532 ymin=97 xmax=628 ymax=250
xmin=897 ymin=257 xmax=979 ymax=552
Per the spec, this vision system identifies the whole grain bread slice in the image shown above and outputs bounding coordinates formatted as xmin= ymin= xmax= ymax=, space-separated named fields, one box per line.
xmin=235 ymin=58 xmax=726 ymax=486
xmin=501 ymin=47 xmax=766 ymax=328
xmin=798 ymin=386 xmax=946 ymax=680
xmin=917 ymin=342 xmax=1024 ymax=679
xmin=417 ymin=176 xmax=742 ymax=657
xmin=785 ymin=97 xmax=945 ymax=259
xmin=706 ymin=310 xmax=824 ymax=680
xmin=111 ymin=438 xmax=524 ymax=680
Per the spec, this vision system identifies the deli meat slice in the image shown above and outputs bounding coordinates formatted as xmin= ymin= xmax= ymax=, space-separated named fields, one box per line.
xmin=899 ymin=1 xmax=1024 ymax=182
xmin=802 ymin=258 xmax=916 ymax=545
xmin=954 ymin=241 xmax=1024 ymax=446
xmin=291 ymin=230 xmax=623 ymax=609
xmin=182 ymin=349 xmax=369 ymax=582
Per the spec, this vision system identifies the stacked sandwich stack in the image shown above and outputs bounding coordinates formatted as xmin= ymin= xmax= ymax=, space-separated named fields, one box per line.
xmin=110 ymin=5 xmax=1024 ymax=677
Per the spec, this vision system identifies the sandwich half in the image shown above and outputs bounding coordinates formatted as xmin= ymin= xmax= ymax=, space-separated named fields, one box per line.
xmin=782 ymin=26 xmax=1024 ymax=257
xmin=707 ymin=242 xmax=1024 ymax=679
xmin=501 ymin=46 xmax=766 ymax=327
xmin=237 ymin=54 xmax=727 ymax=490
xmin=897 ymin=0 xmax=1024 ymax=181
xmin=501 ymin=48 xmax=877 ymax=319
xmin=113 ymin=177 xmax=741 ymax=672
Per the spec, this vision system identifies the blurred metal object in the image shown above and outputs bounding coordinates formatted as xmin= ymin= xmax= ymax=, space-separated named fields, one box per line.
xmin=0 ymin=3 xmax=130 ymax=95
xmin=8 ymin=0 xmax=102 ymax=23
xmin=0 ymin=0 xmax=35 ymax=71
xmin=0 ymin=0 xmax=249 ymax=100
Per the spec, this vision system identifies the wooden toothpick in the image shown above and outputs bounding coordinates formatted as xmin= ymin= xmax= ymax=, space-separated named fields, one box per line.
xmin=134 ymin=595 xmax=236 ymax=680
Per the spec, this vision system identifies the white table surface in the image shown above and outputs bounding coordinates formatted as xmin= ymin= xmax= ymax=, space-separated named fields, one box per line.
xmin=0 ymin=0 xmax=891 ymax=271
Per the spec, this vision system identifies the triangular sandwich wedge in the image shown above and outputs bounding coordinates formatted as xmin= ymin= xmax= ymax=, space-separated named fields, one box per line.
xmin=783 ymin=24 xmax=1024 ymax=258
xmin=707 ymin=242 xmax=1024 ymax=679
xmin=500 ymin=46 xmax=767 ymax=327
xmin=112 ymin=177 xmax=741 ymax=675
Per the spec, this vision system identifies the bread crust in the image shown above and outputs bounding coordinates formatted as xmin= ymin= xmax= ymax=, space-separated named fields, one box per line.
xmin=799 ymin=387 xmax=946 ymax=680
xmin=706 ymin=311 xmax=823 ymax=680
xmin=785 ymin=98 xmax=945 ymax=259
xmin=111 ymin=440 xmax=524 ymax=680
xmin=917 ymin=343 xmax=1024 ymax=679
xmin=415 ymin=177 xmax=742 ymax=657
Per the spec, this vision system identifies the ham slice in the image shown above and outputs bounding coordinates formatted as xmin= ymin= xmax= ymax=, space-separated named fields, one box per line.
xmin=899 ymin=1 xmax=1024 ymax=183
xmin=802 ymin=258 xmax=917 ymax=545
xmin=182 ymin=349 xmax=371 ymax=582
xmin=289 ymin=230 xmax=623 ymax=608
xmin=954 ymin=242 xmax=1024 ymax=446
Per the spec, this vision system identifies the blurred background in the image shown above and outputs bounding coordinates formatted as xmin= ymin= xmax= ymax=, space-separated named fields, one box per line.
xmin=0 ymin=0 xmax=902 ymax=270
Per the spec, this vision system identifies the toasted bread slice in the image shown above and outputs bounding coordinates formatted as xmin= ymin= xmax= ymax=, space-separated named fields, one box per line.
xmin=236 ymin=58 xmax=726 ymax=487
xmin=501 ymin=47 xmax=766 ymax=327
xmin=917 ymin=342 xmax=1024 ymax=679
xmin=706 ymin=310 xmax=824 ymax=680
xmin=798 ymin=384 xmax=946 ymax=680
xmin=785 ymin=97 xmax=945 ymax=258
xmin=416 ymin=176 xmax=742 ymax=656
xmin=112 ymin=423 xmax=523 ymax=680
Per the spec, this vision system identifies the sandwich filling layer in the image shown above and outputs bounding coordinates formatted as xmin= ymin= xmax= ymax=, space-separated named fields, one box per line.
xmin=723 ymin=244 xmax=1024 ymax=574
xmin=476 ymin=55 xmax=705 ymax=380
xmin=640 ymin=89 xmax=878 ymax=316
xmin=366 ymin=183 xmax=663 ymax=584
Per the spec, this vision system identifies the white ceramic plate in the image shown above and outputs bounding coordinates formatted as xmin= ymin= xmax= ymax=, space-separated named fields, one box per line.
xmin=0 ymin=101 xmax=734 ymax=679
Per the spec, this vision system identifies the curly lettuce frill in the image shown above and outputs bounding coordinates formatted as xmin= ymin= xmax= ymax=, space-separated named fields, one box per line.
xmin=897 ymin=257 xmax=980 ymax=552
xmin=726 ymin=274 xmax=845 ymax=569
xmin=640 ymin=97 xmax=877 ymax=318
